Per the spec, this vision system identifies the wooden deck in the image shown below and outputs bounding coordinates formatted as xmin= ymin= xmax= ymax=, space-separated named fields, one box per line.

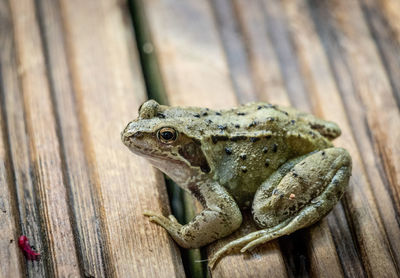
xmin=0 ymin=0 xmax=399 ymax=277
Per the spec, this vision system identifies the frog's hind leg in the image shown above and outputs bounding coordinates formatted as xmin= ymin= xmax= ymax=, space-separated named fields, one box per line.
xmin=209 ymin=148 xmax=351 ymax=268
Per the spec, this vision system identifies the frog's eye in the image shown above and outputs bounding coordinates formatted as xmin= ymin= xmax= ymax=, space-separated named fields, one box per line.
xmin=157 ymin=127 xmax=177 ymax=144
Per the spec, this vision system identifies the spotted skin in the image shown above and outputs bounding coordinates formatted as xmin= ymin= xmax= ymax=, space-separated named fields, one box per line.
xmin=121 ymin=100 xmax=351 ymax=268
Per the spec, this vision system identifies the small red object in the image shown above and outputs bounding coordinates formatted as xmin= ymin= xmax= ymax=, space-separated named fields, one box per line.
xmin=18 ymin=235 xmax=40 ymax=261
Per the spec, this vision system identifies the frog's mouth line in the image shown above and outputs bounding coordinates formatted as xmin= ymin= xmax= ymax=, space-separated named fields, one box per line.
xmin=125 ymin=142 xmax=167 ymax=159
xmin=124 ymin=139 xmax=187 ymax=164
xmin=123 ymin=135 xmax=213 ymax=178
xmin=125 ymin=139 xmax=200 ymax=185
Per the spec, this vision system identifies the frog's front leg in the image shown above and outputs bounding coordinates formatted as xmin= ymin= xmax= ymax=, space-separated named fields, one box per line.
xmin=209 ymin=147 xmax=351 ymax=267
xmin=144 ymin=182 xmax=242 ymax=248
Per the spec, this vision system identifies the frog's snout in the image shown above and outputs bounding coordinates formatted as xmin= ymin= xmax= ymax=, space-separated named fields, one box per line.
xmin=121 ymin=121 xmax=139 ymax=144
xmin=121 ymin=120 xmax=154 ymax=154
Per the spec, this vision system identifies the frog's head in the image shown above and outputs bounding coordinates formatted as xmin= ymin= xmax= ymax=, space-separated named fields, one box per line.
xmin=122 ymin=100 xmax=211 ymax=183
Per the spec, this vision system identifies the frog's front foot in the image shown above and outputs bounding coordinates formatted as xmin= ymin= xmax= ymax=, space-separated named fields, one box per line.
xmin=144 ymin=182 xmax=243 ymax=249
xmin=210 ymin=148 xmax=351 ymax=268
xmin=144 ymin=211 xmax=182 ymax=231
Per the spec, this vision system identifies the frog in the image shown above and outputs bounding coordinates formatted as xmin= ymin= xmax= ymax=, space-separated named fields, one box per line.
xmin=121 ymin=99 xmax=352 ymax=268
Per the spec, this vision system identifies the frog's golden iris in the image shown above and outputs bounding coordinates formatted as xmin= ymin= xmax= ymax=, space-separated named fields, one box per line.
xmin=157 ymin=127 xmax=177 ymax=144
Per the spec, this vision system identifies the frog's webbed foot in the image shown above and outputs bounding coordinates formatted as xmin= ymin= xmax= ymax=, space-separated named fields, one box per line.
xmin=208 ymin=218 xmax=291 ymax=268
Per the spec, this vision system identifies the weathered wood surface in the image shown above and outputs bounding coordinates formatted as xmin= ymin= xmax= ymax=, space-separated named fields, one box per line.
xmin=0 ymin=0 xmax=184 ymax=277
xmin=0 ymin=0 xmax=399 ymax=277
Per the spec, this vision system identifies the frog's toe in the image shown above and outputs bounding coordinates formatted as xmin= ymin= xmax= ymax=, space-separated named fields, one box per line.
xmin=209 ymin=222 xmax=288 ymax=268
xmin=144 ymin=211 xmax=182 ymax=231
xmin=168 ymin=215 xmax=179 ymax=223
xmin=209 ymin=228 xmax=280 ymax=267
xmin=143 ymin=210 xmax=171 ymax=223
xmin=143 ymin=210 xmax=159 ymax=217
xmin=240 ymin=233 xmax=278 ymax=253
xmin=209 ymin=233 xmax=258 ymax=268
xmin=147 ymin=214 xmax=168 ymax=226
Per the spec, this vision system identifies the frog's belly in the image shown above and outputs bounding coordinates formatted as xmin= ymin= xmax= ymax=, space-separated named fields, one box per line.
xmin=226 ymin=186 xmax=257 ymax=209
xmin=221 ymin=173 xmax=272 ymax=209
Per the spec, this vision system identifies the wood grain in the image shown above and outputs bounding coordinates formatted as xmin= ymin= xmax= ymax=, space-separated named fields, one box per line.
xmin=58 ymin=0 xmax=185 ymax=276
xmin=0 ymin=0 xmax=185 ymax=276
xmin=0 ymin=88 xmax=23 ymax=278
xmin=233 ymin=0 xmax=290 ymax=106
xmin=142 ymin=0 xmax=237 ymax=108
xmin=333 ymin=0 xmax=400 ymax=227
xmin=210 ymin=0 xmax=257 ymax=104
xmin=0 ymin=2 xmax=48 ymax=276
xmin=361 ymin=0 xmax=400 ymax=112
xmin=8 ymin=0 xmax=81 ymax=276
xmin=36 ymin=0 xmax=106 ymax=276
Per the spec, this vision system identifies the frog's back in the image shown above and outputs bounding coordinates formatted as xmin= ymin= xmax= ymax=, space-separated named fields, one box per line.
xmin=200 ymin=102 xmax=341 ymax=207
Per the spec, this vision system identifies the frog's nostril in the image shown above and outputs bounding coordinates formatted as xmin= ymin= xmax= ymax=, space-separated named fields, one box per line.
xmin=131 ymin=131 xmax=143 ymax=138
xmin=124 ymin=131 xmax=144 ymax=141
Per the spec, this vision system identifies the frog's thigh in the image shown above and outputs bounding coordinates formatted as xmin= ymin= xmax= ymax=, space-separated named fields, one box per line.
xmin=252 ymin=147 xmax=351 ymax=229
xmin=209 ymin=148 xmax=351 ymax=268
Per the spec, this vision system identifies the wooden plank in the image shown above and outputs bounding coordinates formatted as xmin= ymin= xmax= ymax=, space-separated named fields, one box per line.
xmin=210 ymin=0 xmax=257 ymax=104
xmin=0 ymin=90 xmax=23 ymax=277
xmin=376 ymin=0 xmax=400 ymax=45
xmin=334 ymin=0 xmax=400 ymax=233
xmin=305 ymin=219 xmax=344 ymax=278
xmin=286 ymin=0 xmax=399 ymax=276
xmin=57 ymin=0 xmax=185 ymax=277
xmin=141 ymin=0 xmax=237 ymax=108
xmin=0 ymin=2 xmax=48 ymax=276
xmin=35 ymin=0 xmax=106 ymax=277
xmin=258 ymin=0 xmax=311 ymax=112
xmin=362 ymin=0 xmax=400 ymax=108
xmin=328 ymin=202 xmax=366 ymax=278
xmin=232 ymin=0 xmax=290 ymax=105
xmin=361 ymin=0 xmax=400 ymax=213
xmin=7 ymin=0 xmax=81 ymax=276
xmin=140 ymin=0 xmax=289 ymax=277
